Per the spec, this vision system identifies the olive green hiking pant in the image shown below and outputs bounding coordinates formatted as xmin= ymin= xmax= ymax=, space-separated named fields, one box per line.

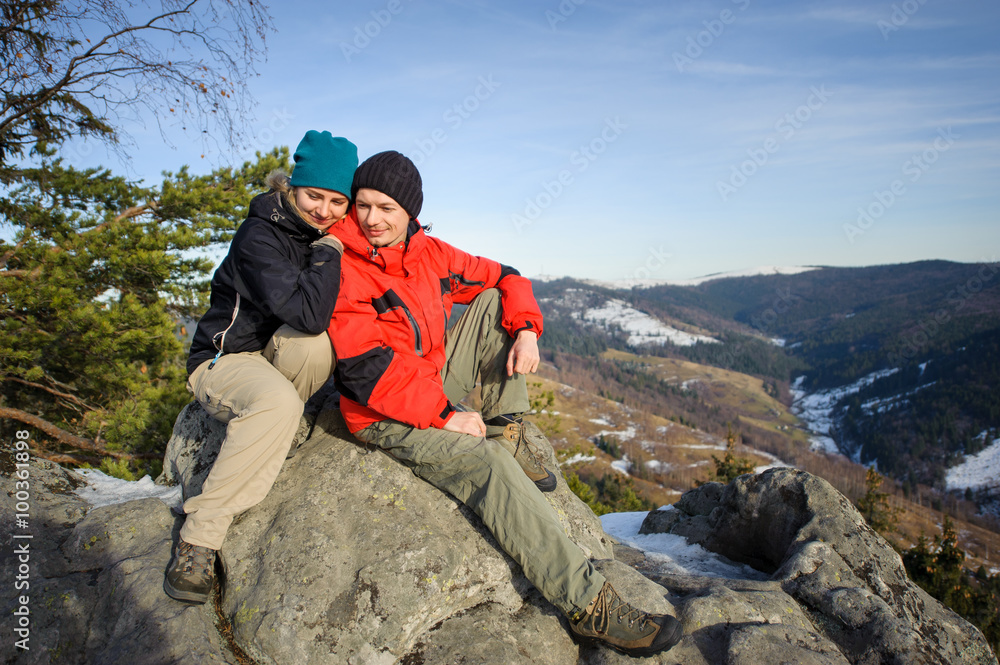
xmin=180 ymin=325 xmax=334 ymax=550
xmin=355 ymin=290 xmax=606 ymax=617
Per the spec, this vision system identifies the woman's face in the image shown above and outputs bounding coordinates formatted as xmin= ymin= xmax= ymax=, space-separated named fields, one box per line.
xmin=294 ymin=187 xmax=350 ymax=231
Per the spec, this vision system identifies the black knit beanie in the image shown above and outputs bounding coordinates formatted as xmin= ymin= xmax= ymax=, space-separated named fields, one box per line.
xmin=351 ymin=151 xmax=423 ymax=220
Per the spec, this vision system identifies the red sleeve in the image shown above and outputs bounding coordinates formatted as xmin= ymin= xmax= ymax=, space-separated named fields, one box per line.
xmin=435 ymin=239 xmax=544 ymax=338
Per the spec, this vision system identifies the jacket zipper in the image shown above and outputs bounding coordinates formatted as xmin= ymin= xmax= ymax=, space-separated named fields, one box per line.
xmin=404 ymin=308 xmax=423 ymax=356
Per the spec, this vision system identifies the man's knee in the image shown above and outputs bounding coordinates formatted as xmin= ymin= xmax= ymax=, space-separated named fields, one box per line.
xmin=463 ymin=438 xmax=522 ymax=481
xmin=472 ymin=288 xmax=501 ymax=313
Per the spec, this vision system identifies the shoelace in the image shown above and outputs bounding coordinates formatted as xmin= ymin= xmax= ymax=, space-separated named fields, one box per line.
xmin=511 ymin=421 xmax=547 ymax=468
xmin=596 ymin=585 xmax=649 ymax=630
xmin=177 ymin=542 xmax=214 ymax=576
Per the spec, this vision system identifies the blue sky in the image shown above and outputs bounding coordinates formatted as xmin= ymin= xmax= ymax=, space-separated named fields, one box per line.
xmin=66 ymin=0 xmax=1000 ymax=281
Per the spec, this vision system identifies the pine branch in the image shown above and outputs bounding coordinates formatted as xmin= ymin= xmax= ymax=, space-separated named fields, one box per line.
xmin=0 ymin=406 xmax=161 ymax=460
xmin=0 ymin=268 xmax=41 ymax=278
xmin=3 ymin=376 xmax=97 ymax=411
xmin=30 ymin=449 xmax=106 ymax=466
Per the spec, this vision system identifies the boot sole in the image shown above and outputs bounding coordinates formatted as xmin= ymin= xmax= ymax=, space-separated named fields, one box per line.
xmin=571 ymin=615 xmax=683 ymax=657
xmin=163 ymin=576 xmax=211 ymax=604
xmin=534 ymin=470 xmax=557 ymax=493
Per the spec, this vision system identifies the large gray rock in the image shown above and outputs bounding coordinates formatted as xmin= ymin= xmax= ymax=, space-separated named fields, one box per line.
xmin=5 ymin=414 xmax=997 ymax=665
xmin=210 ymin=402 xmax=615 ymax=665
xmin=0 ymin=451 xmax=234 ymax=665
xmin=639 ymin=468 xmax=998 ymax=665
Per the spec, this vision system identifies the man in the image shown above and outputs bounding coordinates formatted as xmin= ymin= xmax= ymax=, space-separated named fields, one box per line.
xmin=327 ymin=151 xmax=682 ymax=657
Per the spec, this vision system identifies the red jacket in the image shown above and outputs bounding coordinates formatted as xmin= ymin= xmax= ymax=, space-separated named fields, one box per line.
xmin=328 ymin=211 xmax=543 ymax=434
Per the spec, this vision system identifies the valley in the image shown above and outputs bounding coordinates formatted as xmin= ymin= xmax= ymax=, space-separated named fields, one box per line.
xmin=525 ymin=260 xmax=1000 ymax=575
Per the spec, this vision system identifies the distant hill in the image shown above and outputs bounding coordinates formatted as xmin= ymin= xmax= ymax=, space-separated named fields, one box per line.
xmin=532 ymin=259 xmax=1000 ymax=494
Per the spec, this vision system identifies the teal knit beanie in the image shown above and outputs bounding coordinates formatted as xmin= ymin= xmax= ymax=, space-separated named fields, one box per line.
xmin=289 ymin=131 xmax=359 ymax=196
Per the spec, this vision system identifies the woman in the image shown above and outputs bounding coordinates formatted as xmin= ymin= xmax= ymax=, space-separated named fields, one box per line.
xmin=164 ymin=130 xmax=358 ymax=603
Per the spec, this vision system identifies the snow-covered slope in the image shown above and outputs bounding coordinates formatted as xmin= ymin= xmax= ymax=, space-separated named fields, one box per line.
xmin=573 ymin=298 xmax=716 ymax=347
xmin=576 ymin=265 xmax=820 ymax=290
xmin=947 ymin=434 xmax=1000 ymax=493
xmin=542 ymin=288 xmax=717 ymax=348
xmin=789 ymin=369 xmax=901 ymax=457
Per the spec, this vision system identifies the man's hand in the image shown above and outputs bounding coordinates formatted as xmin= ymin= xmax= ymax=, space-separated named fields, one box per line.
xmin=442 ymin=411 xmax=487 ymax=437
xmin=506 ymin=330 xmax=539 ymax=376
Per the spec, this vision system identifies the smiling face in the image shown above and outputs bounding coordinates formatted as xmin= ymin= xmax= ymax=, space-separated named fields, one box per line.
xmin=293 ymin=187 xmax=350 ymax=231
xmin=354 ymin=188 xmax=410 ymax=247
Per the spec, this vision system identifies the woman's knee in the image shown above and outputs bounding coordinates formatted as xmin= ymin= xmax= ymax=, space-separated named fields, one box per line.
xmin=267 ymin=325 xmax=334 ymax=379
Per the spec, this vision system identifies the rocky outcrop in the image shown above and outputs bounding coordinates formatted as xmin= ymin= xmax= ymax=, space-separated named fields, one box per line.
xmin=2 ymin=404 xmax=997 ymax=665
xmin=0 ymin=451 xmax=234 ymax=665
xmin=638 ymin=469 xmax=998 ymax=665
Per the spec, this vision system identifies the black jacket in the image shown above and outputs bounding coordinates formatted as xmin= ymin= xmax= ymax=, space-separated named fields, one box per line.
xmin=187 ymin=190 xmax=341 ymax=374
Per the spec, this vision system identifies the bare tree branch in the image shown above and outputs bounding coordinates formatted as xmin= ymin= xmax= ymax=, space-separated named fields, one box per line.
xmin=0 ymin=0 xmax=273 ymax=165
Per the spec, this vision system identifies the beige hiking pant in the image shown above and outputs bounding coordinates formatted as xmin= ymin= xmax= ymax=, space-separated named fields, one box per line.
xmin=180 ymin=325 xmax=334 ymax=550
xmin=356 ymin=290 xmax=606 ymax=616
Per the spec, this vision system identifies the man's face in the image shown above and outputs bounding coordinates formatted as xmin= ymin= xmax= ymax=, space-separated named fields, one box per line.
xmin=294 ymin=187 xmax=350 ymax=231
xmin=354 ymin=188 xmax=410 ymax=247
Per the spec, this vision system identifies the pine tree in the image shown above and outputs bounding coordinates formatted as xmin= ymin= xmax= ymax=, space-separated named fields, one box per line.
xmin=527 ymin=380 xmax=562 ymax=438
xmin=0 ymin=148 xmax=293 ymax=470
xmin=565 ymin=472 xmax=610 ymax=516
xmin=596 ymin=474 xmax=655 ymax=513
xmin=699 ymin=425 xmax=755 ymax=485
xmin=856 ymin=467 xmax=901 ymax=536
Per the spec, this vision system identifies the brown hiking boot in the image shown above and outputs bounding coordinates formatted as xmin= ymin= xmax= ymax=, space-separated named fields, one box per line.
xmin=164 ymin=540 xmax=216 ymax=604
xmin=486 ymin=415 xmax=557 ymax=492
xmin=569 ymin=582 xmax=682 ymax=657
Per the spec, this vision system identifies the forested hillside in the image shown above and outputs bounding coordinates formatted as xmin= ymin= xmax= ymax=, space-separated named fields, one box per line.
xmin=533 ymin=260 xmax=1000 ymax=493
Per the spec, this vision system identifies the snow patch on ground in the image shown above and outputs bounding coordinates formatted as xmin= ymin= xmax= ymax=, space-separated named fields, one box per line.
xmin=560 ymin=453 xmax=597 ymax=466
xmin=74 ymin=469 xmax=182 ymax=510
xmin=589 ymin=418 xmax=613 ymax=426
xmin=946 ymin=435 xmax=1000 ymax=492
xmin=580 ymin=266 xmax=819 ymax=290
xmin=610 ymin=459 xmax=632 ymax=476
xmin=602 ymin=509 xmax=768 ymax=580
xmin=675 ymin=443 xmax=726 ymax=451
xmin=789 ymin=369 xmax=901 ymax=456
xmin=859 ymin=382 xmax=936 ymax=415
xmin=573 ymin=298 xmax=717 ymax=347
xmin=596 ymin=426 xmax=637 ymax=441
